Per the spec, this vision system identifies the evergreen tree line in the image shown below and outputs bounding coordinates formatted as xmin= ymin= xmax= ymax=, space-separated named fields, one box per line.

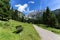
xmin=0 ymin=0 xmax=11 ymax=20
xmin=0 ymin=0 xmax=25 ymax=22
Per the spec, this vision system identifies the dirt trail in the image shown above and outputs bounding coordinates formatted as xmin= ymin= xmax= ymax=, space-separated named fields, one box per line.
xmin=33 ymin=24 xmax=60 ymax=40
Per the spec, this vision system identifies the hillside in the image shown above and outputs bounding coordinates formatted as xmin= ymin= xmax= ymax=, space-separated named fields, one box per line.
xmin=0 ymin=20 xmax=40 ymax=40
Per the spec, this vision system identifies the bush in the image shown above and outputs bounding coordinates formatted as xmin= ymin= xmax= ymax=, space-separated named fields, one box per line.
xmin=13 ymin=25 xmax=23 ymax=34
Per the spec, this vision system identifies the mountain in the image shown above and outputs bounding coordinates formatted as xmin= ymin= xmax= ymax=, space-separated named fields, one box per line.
xmin=52 ymin=9 xmax=60 ymax=15
xmin=27 ymin=10 xmax=43 ymax=19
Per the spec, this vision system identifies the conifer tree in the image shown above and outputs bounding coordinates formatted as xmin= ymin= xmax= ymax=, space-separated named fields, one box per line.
xmin=43 ymin=7 xmax=58 ymax=27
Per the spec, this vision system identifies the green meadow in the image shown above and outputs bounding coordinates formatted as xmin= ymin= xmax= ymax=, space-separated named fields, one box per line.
xmin=0 ymin=20 xmax=40 ymax=40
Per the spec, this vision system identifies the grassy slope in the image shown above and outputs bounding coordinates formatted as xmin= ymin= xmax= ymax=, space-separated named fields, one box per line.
xmin=37 ymin=24 xmax=60 ymax=34
xmin=0 ymin=20 xmax=40 ymax=40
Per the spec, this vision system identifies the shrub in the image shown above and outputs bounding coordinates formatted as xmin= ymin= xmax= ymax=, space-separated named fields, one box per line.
xmin=13 ymin=25 xmax=23 ymax=34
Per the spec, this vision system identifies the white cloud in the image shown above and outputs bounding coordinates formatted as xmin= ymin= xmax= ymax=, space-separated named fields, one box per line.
xmin=15 ymin=4 xmax=34 ymax=15
xmin=15 ymin=4 xmax=28 ymax=12
xmin=28 ymin=1 xmax=35 ymax=4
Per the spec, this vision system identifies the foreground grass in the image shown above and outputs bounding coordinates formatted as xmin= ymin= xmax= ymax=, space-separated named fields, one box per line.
xmin=0 ymin=20 xmax=40 ymax=40
xmin=37 ymin=24 xmax=60 ymax=34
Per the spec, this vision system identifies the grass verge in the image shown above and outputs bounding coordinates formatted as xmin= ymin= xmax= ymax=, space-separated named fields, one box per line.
xmin=37 ymin=24 xmax=60 ymax=34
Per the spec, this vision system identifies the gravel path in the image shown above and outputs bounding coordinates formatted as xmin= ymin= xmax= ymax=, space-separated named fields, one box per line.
xmin=33 ymin=24 xmax=60 ymax=40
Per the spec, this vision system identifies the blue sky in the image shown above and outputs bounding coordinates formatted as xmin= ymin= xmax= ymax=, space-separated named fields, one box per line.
xmin=10 ymin=0 xmax=60 ymax=14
